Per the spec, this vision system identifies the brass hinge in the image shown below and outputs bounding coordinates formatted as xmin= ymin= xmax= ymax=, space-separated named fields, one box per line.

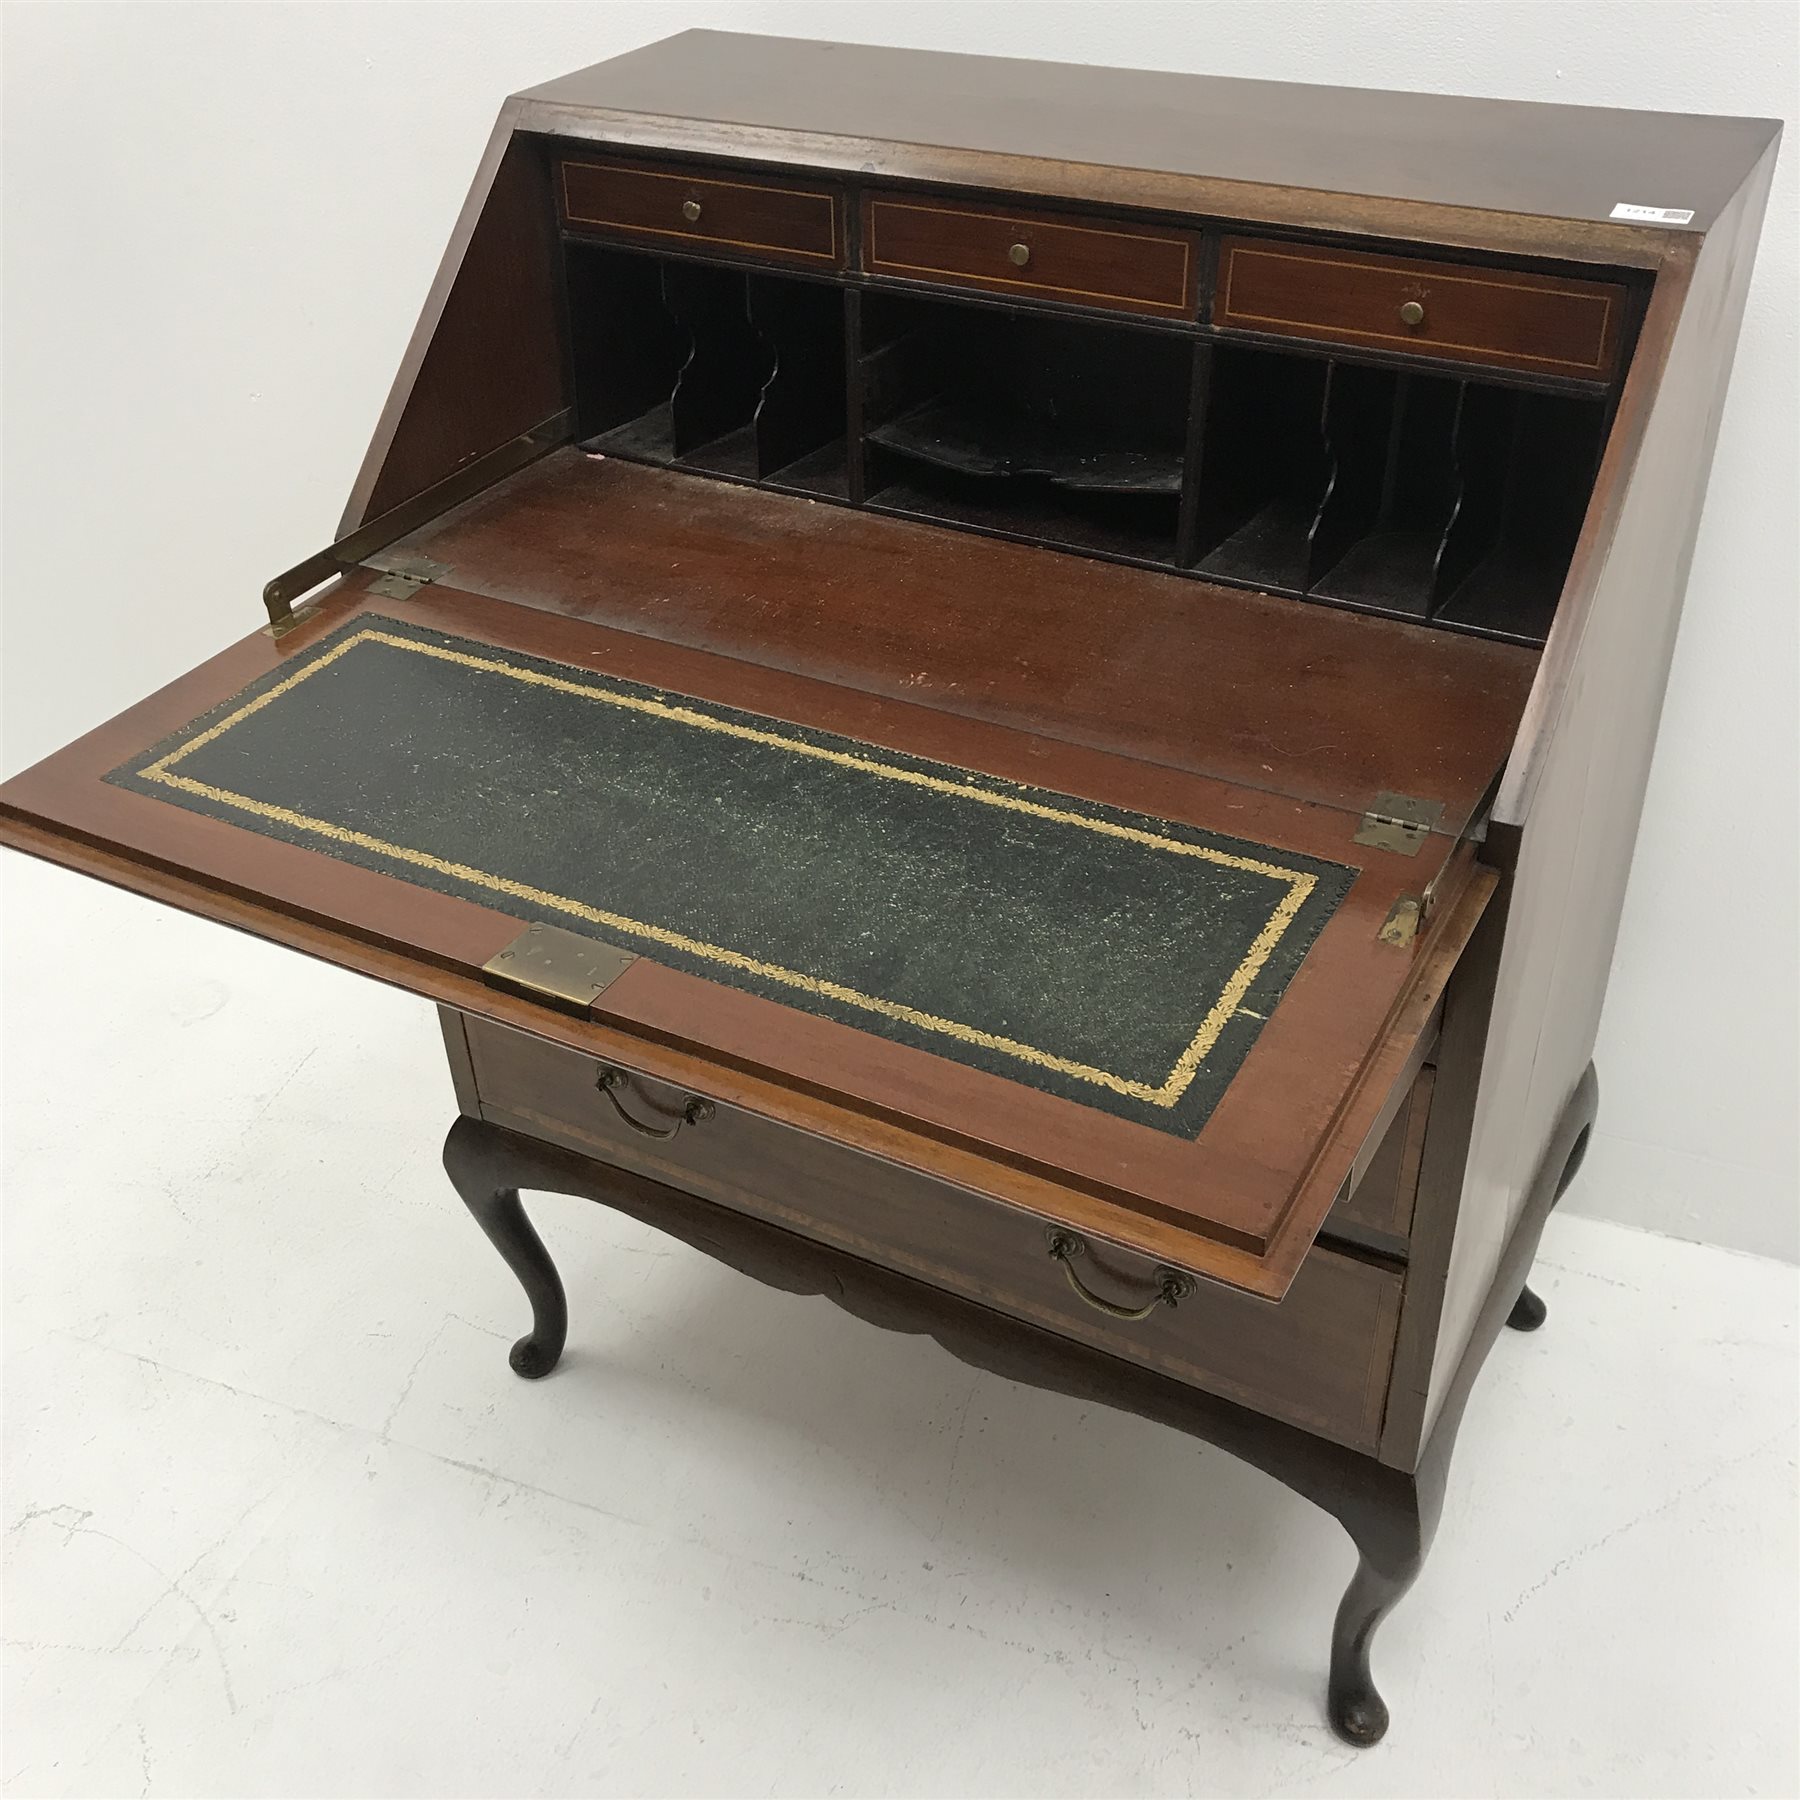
xmin=1377 ymin=841 xmax=1462 ymax=948
xmin=1354 ymin=791 xmax=1446 ymax=856
xmin=482 ymin=924 xmax=638 ymax=1014
xmin=1373 ymin=773 xmax=1498 ymax=947
xmin=363 ymin=551 xmax=454 ymax=602
xmin=264 ymin=600 xmax=325 ymax=641
xmin=1378 ymin=894 xmax=1425 ymax=947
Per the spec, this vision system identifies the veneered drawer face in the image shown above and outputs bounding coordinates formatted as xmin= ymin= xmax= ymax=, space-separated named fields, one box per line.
xmin=863 ymin=195 xmax=1197 ymax=319
xmin=559 ymin=157 xmax=842 ymax=269
xmin=1217 ymin=236 xmax=1626 ymax=381
xmin=461 ymin=1014 xmax=1403 ymax=1452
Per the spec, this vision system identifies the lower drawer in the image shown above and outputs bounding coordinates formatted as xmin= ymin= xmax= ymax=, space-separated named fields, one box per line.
xmin=455 ymin=1013 xmax=1403 ymax=1452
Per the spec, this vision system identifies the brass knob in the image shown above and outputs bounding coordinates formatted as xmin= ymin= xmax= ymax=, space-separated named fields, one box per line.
xmin=1008 ymin=241 xmax=1031 ymax=268
xmin=1398 ymin=299 xmax=1426 ymax=328
xmin=681 ymin=198 xmax=703 ymax=223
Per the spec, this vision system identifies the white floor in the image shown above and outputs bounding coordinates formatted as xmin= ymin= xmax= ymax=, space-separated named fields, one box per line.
xmin=2 ymin=856 xmax=1796 ymax=1800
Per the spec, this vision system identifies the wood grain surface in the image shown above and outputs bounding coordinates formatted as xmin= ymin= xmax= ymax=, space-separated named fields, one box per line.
xmin=387 ymin=452 xmax=1539 ymax=833
xmin=863 ymin=193 xmax=1195 ymax=318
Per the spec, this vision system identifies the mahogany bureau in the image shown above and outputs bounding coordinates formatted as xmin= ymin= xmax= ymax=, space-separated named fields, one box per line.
xmin=0 ymin=32 xmax=1777 ymax=1744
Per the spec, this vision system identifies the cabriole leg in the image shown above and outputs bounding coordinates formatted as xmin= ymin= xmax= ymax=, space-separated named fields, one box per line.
xmin=442 ymin=1115 xmax=568 ymax=1378
xmin=1506 ymin=1285 xmax=1548 ymax=1331
xmin=1326 ymin=1064 xmax=1601 ymax=1743
xmin=1327 ymin=1483 xmax=1429 ymax=1746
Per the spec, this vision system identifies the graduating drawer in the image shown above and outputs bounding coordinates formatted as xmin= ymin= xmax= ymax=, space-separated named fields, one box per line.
xmin=1216 ymin=237 xmax=1625 ymax=381
xmin=559 ymin=157 xmax=842 ymax=269
xmin=863 ymin=194 xmax=1197 ymax=319
xmin=459 ymin=1013 xmax=1403 ymax=1452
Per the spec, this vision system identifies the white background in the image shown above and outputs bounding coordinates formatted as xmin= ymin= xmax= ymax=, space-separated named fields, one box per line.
xmin=3 ymin=0 xmax=1796 ymax=1261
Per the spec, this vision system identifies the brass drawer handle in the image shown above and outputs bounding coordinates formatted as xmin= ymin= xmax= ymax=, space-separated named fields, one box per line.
xmin=1008 ymin=241 xmax=1031 ymax=268
xmin=1045 ymin=1230 xmax=1194 ymax=1320
xmin=681 ymin=198 xmax=703 ymax=223
xmin=1398 ymin=298 xmax=1426 ymax=328
xmin=595 ymin=1065 xmax=714 ymax=1139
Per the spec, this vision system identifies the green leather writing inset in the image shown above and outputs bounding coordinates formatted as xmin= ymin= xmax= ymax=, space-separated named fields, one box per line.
xmin=110 ymin=619 xmax=1355 ymax=1135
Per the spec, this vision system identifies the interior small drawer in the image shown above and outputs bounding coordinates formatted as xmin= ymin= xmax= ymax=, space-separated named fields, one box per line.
xmin=460 ymin=1014 xmax=1403 ymax=1452
xmin=559 ymin=157 xmax=842 ymax=269
xmin=862 ymin=194 xmax=1197 ymax=320
xmin=1216 ymin=236 xmax=1626 ymax=381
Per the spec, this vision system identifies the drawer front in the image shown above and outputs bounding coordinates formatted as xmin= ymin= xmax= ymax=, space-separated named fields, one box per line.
xmin=1328 ymin=1065 xmax=1435 ymax=1249
xmin=863 ymin=195 xmax=1197 ymax=320
xmin=463 ymin=1016 xmax=1402 ymax=1451
xmin=559 ymin=158 xmax=842 ymax=269
xmin=1217 ymin=237 xmax=1625 ymax=380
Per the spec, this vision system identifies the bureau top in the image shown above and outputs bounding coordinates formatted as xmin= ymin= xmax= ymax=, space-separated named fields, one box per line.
xmin=516 ymin=31 xmax=1778 ymax=259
